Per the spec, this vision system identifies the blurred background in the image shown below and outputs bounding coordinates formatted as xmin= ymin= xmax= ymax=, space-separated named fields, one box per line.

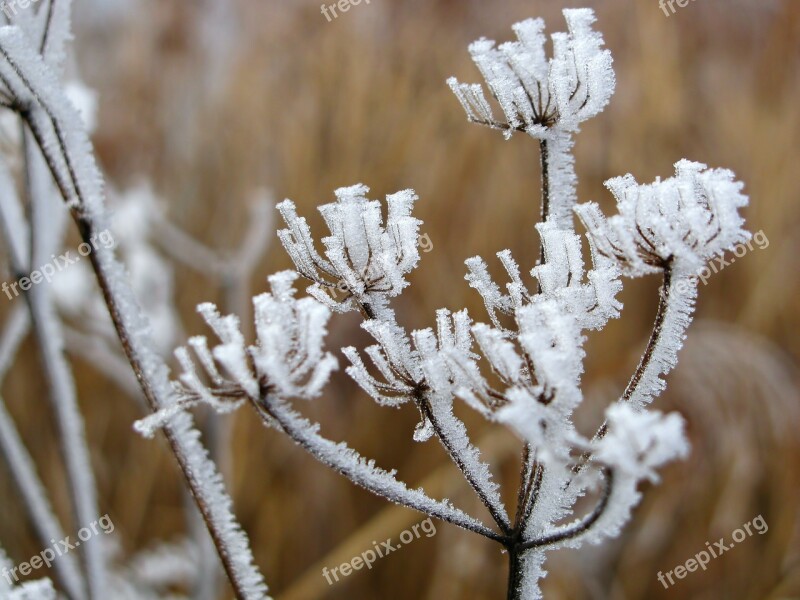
xmin=0 ymin=0 xmax=798 ymax=598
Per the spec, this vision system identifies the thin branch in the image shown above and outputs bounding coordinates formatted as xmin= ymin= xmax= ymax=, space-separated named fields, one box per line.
xmin=0 ymin=30 xmax=268 ymax=599
xmin=618 ymin=262 xmax=674 ymax=405
xmin=567 ymin=265 xmax=673 ymax=484
xmin=38 ymin=0 xmax=57 ymax=56
xmin=251 ymin=393 xmax=507 ymax=543
xmin=418 ymin=394 xmax=512 ymax=535
xmin=512 ymin=445 xmax=533 ymax=530
xmin=518 ymin=469 xmax=613 ymax=550
xmin=344 ymin=273 xmax=510 ymax=535
xmin=589 ymin=263 xmax=673 ymax=451
xmin=519 ymin=462 xmax=543 ymax=528
xmin=0 ymin=312 xmax=87 ymax=600
xmin=538 ymin=138 xmax=550 ymax=255
xmin=22 ymin=127 xmax=108 ymax=598
xmin=279 ymin=427 xmax=519 ymax=600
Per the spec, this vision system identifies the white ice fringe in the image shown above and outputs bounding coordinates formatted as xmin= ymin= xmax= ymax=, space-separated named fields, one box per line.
xmin=0 ymin=27 xmax=270 ymax=598
xmin=575 ymin=159 xmax=750 ymax=277
xmin=136 ymin=271 xmax=339 ymax=436
xmin=448 ymin=9 xmax=615 ymax=139
xmin=277 ymin=185 xmax=423 ymax=320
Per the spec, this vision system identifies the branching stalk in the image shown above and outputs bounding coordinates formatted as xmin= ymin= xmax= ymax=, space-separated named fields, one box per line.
xmin=251 ymin=392 xmax=507 ymax=543
xmin=0 ymin=33 xmax=268 ymax=598
xmin=418 ymin=395 xmax=512 ymax=534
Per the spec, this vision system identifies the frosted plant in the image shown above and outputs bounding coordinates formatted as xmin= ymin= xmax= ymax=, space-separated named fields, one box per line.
xmin=448 ymin=9 xmax=615 ymax=229
xmin=447 ymin=10 xmax=614 ymax=137
xmin=0 ymin=4 xmax=751 ymax=600
xmin=0 ymin=4 xmax=268 ymax=599
xmin=137 ymin=8 xmax=750 ymax=599
xmin=277 ymin=184 xmax=422 ymax=320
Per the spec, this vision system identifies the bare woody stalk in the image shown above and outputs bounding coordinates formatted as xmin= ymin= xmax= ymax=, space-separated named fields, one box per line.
xmin=21 ymin=129 xmax=109 ymax=598
xmin=0 ymin=31 xmax=268 ymax=599
xmin=0 ymin=139 xmax=99 ymax=598
xmin=0 ymin=308 xmax=87 ymax=599
xmin=250 ymin=393 xmax=506 ymax=542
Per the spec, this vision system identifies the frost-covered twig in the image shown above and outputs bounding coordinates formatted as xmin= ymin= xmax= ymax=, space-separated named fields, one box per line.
xmin=0 ymin=24 xmax=268 ymax=600
xmin=519 ymin=468 xmax=613 ymax=551
xmin=278 ymin=187 xmax=510 ymax=532
xmin=149 ymin=189 xmax=273 ymax=600
xmin=252 ymin=395 xmax=504 ymax=541
xmin=0 ymin=127 xmax=106 ymax=596
xmin=142 ymin=271 xmax=505 ymax=542
xmin=77 ymin=7 xmax=749 ymax=600
xmin=22 ymin=127 xmax=109 ymax=598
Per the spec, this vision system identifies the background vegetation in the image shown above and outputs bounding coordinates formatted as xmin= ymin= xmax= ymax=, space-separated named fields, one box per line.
xmin=1 ymin=0 xmax=798 ymax=598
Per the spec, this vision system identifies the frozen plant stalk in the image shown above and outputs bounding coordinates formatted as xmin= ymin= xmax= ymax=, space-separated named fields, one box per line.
xmin=142 ymin=8 xmax=750 ymax=600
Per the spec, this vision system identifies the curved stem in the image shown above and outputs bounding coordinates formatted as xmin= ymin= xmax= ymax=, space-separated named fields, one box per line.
xmin=418 ymin=396 xmax=512 ymax=535
xmin=252 ymin=394 xmax=507 ymax=544
xmin=568 ymin=264 xmax=674 ymax=483
xmin=518 ymin=469 xmax=613 ymax=551
xmin=593 ymin=263 xmax=673 ymax=444
xmin=0 ymin=36 xmax=267 ymax=598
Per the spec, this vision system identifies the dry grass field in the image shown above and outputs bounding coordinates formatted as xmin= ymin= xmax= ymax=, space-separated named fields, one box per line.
xmin=0 ymin=0 xmax=798 ymax=598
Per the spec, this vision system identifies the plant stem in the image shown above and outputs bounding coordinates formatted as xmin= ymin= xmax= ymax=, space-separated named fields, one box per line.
xmin=506 ymin=470 xmax=614 ymax=598
xmin=78 ymin=232 xmax=260 ymax=599
xmin=14 ymin=38 xmax=269 ymax=589
xmin=519 ymin=469 xmax=613 ymax=551
xmin=252 ymin=393 xmax=506 ymax=543
xmin=620 ymin=263 xmax=673 ymax=403
xmin=514 ymin=137 xmax=552 ymax=537
xmin=418 ymin=396 xmax=512 ymax=535
xmin=506 ymin=546 xmax=524 ymax=600
xmin=592 ymin=262 xmax=673 ymax=443
xmin=566 ymin=264 xmax=674 ymax=482
xmin=538 ymin=138 xmax=550 ymax=263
